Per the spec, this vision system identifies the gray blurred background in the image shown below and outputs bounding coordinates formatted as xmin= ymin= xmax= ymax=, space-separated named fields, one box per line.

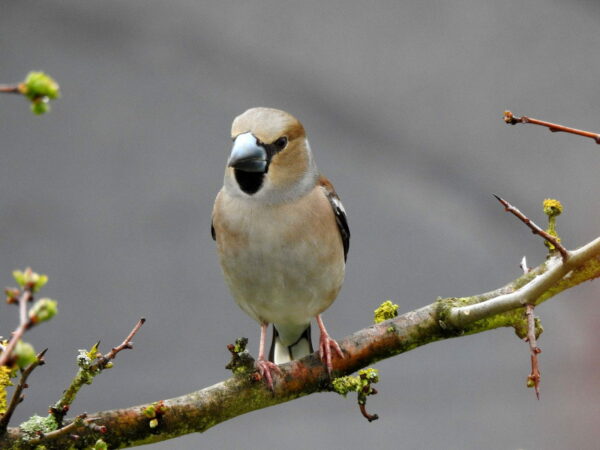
xmin=1 ymin=1 xmax=599 ymax=449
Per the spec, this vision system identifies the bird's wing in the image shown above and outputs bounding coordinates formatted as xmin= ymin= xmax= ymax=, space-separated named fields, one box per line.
xmin=318 ymin=175 xmax=350 ymax=262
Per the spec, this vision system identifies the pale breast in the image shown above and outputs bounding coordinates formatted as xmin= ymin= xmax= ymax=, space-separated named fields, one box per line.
xmin=212 ymin=186 xmax=345 ymax=328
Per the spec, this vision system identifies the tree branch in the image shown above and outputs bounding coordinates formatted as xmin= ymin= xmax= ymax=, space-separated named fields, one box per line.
xmin=2 ymin=234 xmax=599 ymax=449
xmin=446 ymin=236 xmax=600 ymax=328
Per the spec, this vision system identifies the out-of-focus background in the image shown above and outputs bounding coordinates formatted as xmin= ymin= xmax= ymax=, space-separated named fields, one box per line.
xmin=1 ymin=1 xmax=599 ymax=448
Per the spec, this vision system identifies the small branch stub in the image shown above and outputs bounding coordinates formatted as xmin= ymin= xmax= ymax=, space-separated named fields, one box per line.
xmin=225 ymin=337 xmax=255 ymax=376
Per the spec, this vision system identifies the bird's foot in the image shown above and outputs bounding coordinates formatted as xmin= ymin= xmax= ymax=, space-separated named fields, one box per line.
xmin=255 ymin=358 xmax=281 ymax=391
xmin=318 ymin=332 xmax=344 ymax=376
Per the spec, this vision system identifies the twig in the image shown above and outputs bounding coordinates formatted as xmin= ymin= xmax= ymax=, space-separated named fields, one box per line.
xmin=359 ymin=403 xmax=378 ymax=422
xmin=504 ymin=110 xmax=600 ymax=144
xmin=27 ymin=413 xmax=87 ymax=446
xmin=51 ymin=318 xmax=146 ymax=425
xmin=0 ymin=289 xmax=33 ymax=367
xmin=493 ymin=195 xmax=569 ymax=261
xmin=525 ymin=304 xmax=541 ymax=399
xmin=0 ymin=84 xmax=22 ymax=95
xmin=0 ymin=349 xmax=47 ymax=433
xmin=359 ymin=387 xmax=379 ymax=422
xmin=92 ymin=317 xmax=146 ymax=370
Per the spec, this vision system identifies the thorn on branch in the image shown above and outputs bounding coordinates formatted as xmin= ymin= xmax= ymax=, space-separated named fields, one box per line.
xmin=525 ymin=304 xmax=542 ymax=400
xmin=493 ymin=195 xmax=569 ymax=261
xmin=503 ymin=110 xmax=600 ymax=144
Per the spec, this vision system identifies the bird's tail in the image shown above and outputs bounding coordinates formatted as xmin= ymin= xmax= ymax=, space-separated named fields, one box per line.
xmin=269 ymin=324 xmax=313 ymax=364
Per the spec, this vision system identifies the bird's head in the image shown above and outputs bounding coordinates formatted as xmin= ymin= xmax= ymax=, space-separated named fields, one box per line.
xmin=224 ymin=107 xmax=318 ymax=203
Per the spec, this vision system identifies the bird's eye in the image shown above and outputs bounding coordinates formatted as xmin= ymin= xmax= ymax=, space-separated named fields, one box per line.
xmin=273 ymin=136 xmax=288 ymax=150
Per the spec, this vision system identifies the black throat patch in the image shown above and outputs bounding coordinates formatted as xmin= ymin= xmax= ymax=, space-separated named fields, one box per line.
xmin=234 ymin=169 xmax=265 ymax=195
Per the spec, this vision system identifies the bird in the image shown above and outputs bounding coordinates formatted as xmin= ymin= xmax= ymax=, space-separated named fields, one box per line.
xmin=211 ymin=107 xmax=349 ymax=389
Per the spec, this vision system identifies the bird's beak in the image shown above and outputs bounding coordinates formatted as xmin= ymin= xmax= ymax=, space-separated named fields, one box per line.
xmin=228 ymin=132 xmax=268 ymax=172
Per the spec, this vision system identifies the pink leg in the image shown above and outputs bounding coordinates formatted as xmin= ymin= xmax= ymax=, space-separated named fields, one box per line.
xmin=316 ymin=315 xmax=344 ymax=375
xmin=255 ymin=323 xmax=281 ymax=390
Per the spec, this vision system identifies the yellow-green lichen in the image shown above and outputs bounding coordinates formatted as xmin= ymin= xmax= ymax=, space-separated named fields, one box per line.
xmin=543 ymin=198 xmax=563 ymax=217
xmin=0 ymin=365 xmax=12 ymax=414
xmin=19 ymin=415 xmax=59 ymax=440
xmin=543 ymin=198 xmax=563 ymax=252
xmin=374 ymin=300 xmax=399 ymax=324
xmin=332 ymin=368 xmax=379 ymax=396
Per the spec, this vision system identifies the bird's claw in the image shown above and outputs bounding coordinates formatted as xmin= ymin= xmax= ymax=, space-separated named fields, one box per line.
xmin=255 ymin=359 xmax=281 ymax=390
xmin=318 ymin=334 xmax=344 ymax=376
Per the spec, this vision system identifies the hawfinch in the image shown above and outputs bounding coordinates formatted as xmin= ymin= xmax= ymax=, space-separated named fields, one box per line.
xmin=212 ymin=107 xmax=349 ymax=388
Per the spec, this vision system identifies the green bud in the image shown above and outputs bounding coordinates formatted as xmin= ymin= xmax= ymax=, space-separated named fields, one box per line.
xmin=12 ymin=270 xmax=27 ymax=288
xmin=31 ymin=98 xmax=50 ymax=115
xmin=12 ymin=268 xmax=48 ymax=292
xmin=23 ymin=72 xmax=60 ymax=100
xmin=143 ymin=405 xmax=156 ymax=418
xmin=94 ymin=439 xmax=108 ymax=450
xmin=5 ymin=288 xmax=20 ymax=304
xmin=15 ymin=341 xmax=37 ymax=369
xmin=28 ymin=298 xmax=58 ymax=324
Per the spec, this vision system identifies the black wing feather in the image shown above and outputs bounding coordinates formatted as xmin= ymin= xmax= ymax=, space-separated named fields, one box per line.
xmin=324 ymin=189 xmax=350 ymax=262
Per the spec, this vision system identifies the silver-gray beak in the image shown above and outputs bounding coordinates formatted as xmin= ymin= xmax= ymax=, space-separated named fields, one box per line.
xmin=227 ymin=132 xmax=267 ymax=172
